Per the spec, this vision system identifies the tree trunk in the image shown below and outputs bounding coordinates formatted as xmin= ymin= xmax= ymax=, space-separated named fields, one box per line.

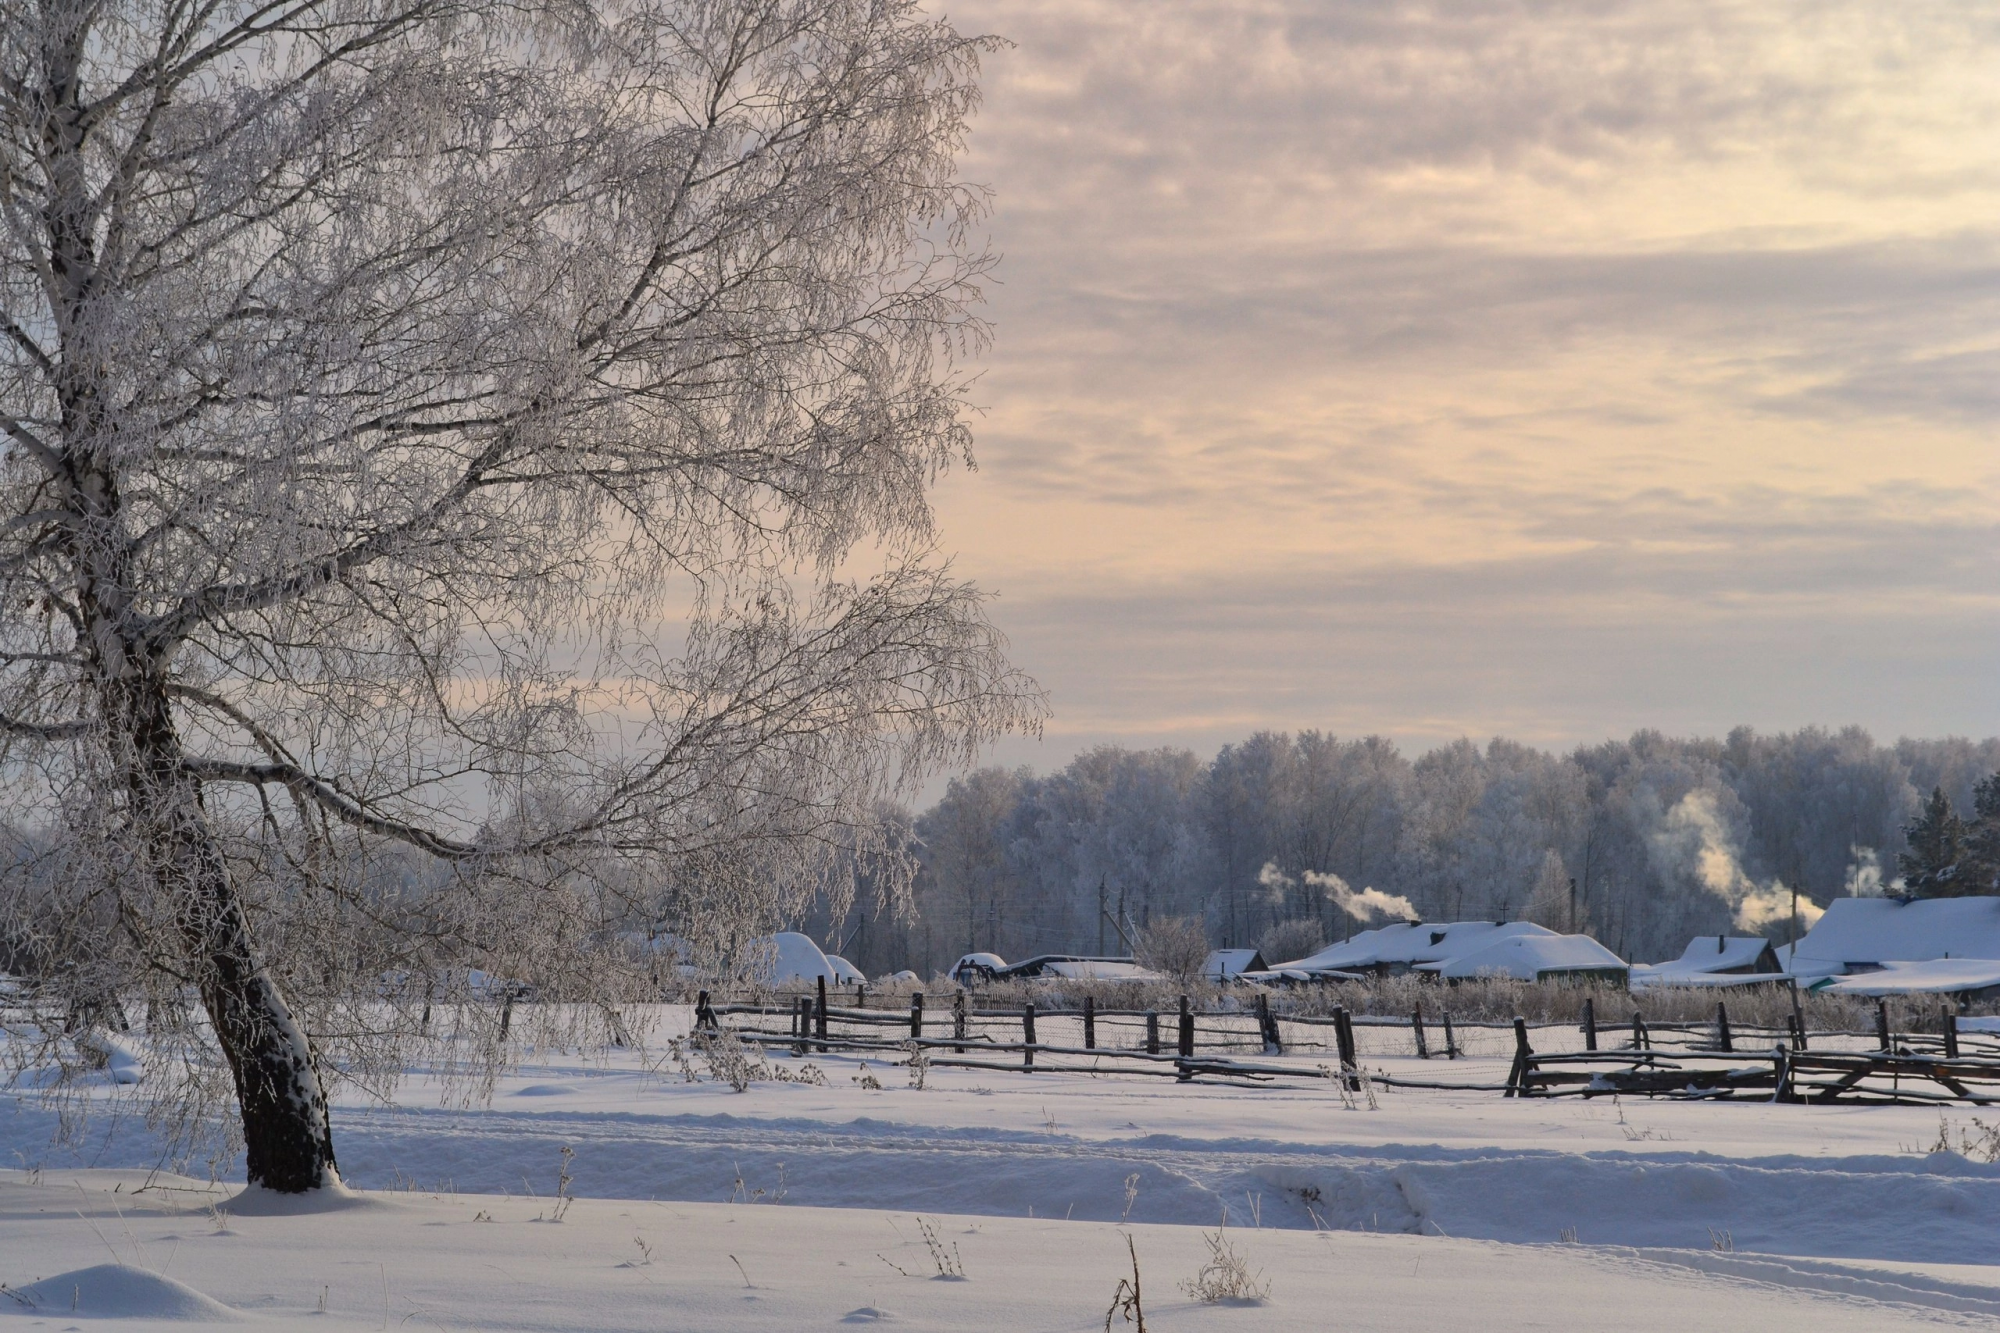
xmin=117 ymin=674 xmax=339 ymax=1193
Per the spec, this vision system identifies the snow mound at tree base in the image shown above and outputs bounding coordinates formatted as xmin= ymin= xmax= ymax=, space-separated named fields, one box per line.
xmin=224 ymin=1177 xmax=375 ymax=1216
xmin=4 ymin=1263 xmax=240 ymax=1320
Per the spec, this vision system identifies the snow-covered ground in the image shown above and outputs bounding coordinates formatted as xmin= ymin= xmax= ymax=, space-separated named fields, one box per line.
xmin=12 ymin=1169 xmax=2000 ymax=1332
xmin=6 ymin=1005 xmax=2000 ymax=1328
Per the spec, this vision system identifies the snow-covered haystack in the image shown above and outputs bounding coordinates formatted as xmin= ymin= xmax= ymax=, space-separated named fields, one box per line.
xmin=4 ymin=1264 xmax=240 ymax=1321
xmin=758 ymin=932 xmax=841 ymax=984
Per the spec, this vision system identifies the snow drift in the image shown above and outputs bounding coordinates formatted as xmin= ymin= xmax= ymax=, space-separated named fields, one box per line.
xmin=4 ymin=1264 xmax=240 ymax=1321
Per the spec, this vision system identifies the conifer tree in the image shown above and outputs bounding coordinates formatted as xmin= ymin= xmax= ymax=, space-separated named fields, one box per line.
xmin=1898 ymin=787 xmax=1966 ymax=897
xmin=1956 ymin=773 xmax=2000 ymax=897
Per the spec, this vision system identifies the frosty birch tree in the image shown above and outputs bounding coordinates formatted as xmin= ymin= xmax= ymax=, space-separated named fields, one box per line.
xmin=0 ymin=0 xmax=1038 ymax=1192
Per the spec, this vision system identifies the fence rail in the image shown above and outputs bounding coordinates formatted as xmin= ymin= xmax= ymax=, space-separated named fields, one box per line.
xmin=694 ymin=984 xmax=2000 ymax=1107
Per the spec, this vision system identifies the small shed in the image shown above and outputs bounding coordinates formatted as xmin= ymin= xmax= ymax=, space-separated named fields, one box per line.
xmin=1204 ymin=948 xmax=1267 ymax=980
xmin=1630 ymin=935 xmax=1783 ymax=990
xmin=1678 ymin=935 xmax=1782 ymax=975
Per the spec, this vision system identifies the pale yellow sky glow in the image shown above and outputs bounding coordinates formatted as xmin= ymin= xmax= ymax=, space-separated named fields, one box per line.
xmin=925 ymin=0 xmax=2000 ymax=767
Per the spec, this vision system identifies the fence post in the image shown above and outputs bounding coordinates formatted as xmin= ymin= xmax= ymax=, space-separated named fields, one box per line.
xmin=1505 ymin=1016 xmax=1532 ymax=1097
xmin=953 ymin=990 xmax=968 ymax=1054
xmin=1631 ymin=1011 xmax=1649 ymax=1051
xmin=815 ymin=976 xmax=829 ymax=1052
xmin=1023 ymin=1002 xmax=1037 ymax=1070
xmin=1411 ymin=1005 xmax=1429 ymax=1059
xmin=910 ymin=992 xmax=924 ymax=1041
xmin=1715 ymin=1001 xmax=1733 ymax=1053
xmin=1771 ymin=1046 xmax=1794 ymax=1103
xmin=1790 ymin=981 xmax=1809 ymax=1052
xmin=695 ymin=989 xmax=716 ymax=1032
xmin=1582 ymin=997 xmax=1597 ymax=1052
xmin=1334 ymin=1006 xmax=1360 ymax=1090
xmin=1259 ymin=992 xmax=1283 ymax=1054
xmin=1145 ymin=1010 xmax=1160 ymax=1055
xmin=1442 ymin=1011 xmax=1458 ymax=1059
xmin=1876 ymin=998 xmax=1891 ymax=1053
xmin=1944 ymin=1005 xmax=1960 ymax=1060
xmin=1177 ymin=995 xmax=1194 ymax=1058
xmin=1084 ymin=995 xmax=1097 ymax=1050
xmin=793 ymin=996 xmax=808 ymax=1056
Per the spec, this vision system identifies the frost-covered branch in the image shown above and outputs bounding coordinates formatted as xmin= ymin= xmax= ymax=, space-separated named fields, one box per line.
xmin=0 ymin=0 xmax=1035 ymax=1192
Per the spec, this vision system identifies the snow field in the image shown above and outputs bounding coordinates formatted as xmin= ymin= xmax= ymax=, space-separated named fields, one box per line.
xmin=9 ymin=1003 xmax=2000 ymax=1327
xmin=8 ymin=1038 xmax=2000 ymax=1261
xmin=6 ymin=1168 xmax=2000 ymax=1332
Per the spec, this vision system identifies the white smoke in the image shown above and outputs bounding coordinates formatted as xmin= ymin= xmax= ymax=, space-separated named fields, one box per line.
xmin=1303 ymin=869 xmax=1419 ymax=923
xmin=1734 ymin=884 xmax=1821 ymax=932
xmin=1843 ymin=846 xmax=1893 ymax=898
xmin=1651 ymin=788 xmax=1824 ymax=934
xmin=1256 ymin=861 xmax=1293 ymax=904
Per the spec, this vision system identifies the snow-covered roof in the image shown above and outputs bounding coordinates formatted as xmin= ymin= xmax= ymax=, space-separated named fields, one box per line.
xmin=824 ymin=954 xmax=864 ymax=985
xmin=1820 ymin=958 xmax=2000 ymax=996
xmin=1204 ymin=948 xmax=1265 ymax=979
xmin=1039 ymin=959 xmax=1162 ymax=981
xmin=1279 ymin=920 xmax=1558 ymax=972
xmin=1238 ymin=967 xmax=1367 ymax=985
xmin=1659 ymin=935 xmax=1780 ymax=973
xmin=1629 ymin=936 xmax=1783 ymax=989
xmin=967 ymin=954 xmax=1161 ymax=981
xmin=1793 ymin=897 xmax=2000 ymax=968
xmin=1423 ymin=932 xmax=1628 ymax=981
xmin=1630 ymin=968 xmax=1786 ymax=991
xmin=1769 ymin=942 xmax=1838 ymax=978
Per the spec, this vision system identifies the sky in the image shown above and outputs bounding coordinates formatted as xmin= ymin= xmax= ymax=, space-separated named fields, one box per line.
xmin=923 ymin=0 xmax=2000 ymax=774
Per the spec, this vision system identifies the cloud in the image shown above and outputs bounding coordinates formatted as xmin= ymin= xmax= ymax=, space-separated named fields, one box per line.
xmin=924 ymin=0 xmax=2000 ymax=766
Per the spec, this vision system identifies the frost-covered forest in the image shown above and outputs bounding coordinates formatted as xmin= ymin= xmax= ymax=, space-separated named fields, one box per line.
xmin=804 ymin=728 xmax=2000 ymax=973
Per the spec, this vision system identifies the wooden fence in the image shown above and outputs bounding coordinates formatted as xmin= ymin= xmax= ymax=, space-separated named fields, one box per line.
xmin=692 ymin=981 xmax=2000 ymax=1105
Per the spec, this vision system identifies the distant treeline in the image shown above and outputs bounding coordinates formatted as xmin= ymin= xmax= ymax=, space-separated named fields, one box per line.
xmin=802 ymin=728 xmax=2000 ymax=976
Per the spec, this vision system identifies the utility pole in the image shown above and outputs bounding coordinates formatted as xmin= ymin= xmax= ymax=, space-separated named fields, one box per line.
xmin=1097 ymin=879 xmax=1106 ymax=955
